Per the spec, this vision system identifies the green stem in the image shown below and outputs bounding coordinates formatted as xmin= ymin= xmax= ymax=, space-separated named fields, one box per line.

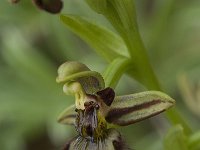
xmin=123 ymin=12 xmax=192 ymax=137
xmin=125 ymin=23 xmax=192 ymax=136
xmin=107 ymin=0 xmax=192 ymax=135
xmin=101 ymin=0 xmax=160 ymax=90
xmin=122 ymin=28 xmax=192 ymax=135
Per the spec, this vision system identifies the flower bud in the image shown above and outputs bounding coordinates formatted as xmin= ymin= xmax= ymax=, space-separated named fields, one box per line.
xmin=32 ymin=0 xmax=63 ymax=14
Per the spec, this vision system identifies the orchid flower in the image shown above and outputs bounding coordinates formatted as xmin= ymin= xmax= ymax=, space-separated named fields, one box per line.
xmin=56 ymin=61 xmax=175 ymax=150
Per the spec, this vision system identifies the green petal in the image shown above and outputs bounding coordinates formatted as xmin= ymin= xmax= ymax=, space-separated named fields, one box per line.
xmin=57 ymin=104 xmax=76 ymax=125
xmin=105 ymin=91 xmax=175 ymax=126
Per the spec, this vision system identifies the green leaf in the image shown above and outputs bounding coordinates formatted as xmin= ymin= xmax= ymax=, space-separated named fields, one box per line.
xmin=103 ymin=57 xmax=132 ymax=88
xmin=1 ymin=29 xmax=56 ymax=87
xmin=85 ymin=0 xmax=107 ymax=13
xmin=106 ymin=0 xmax=138 ymax=34
xmin=178 ymin=74 xmax=200 ymax=117
xmin=57 ymin=104 xmax=76 ymax=125
xmin=85 ymin=0 xmax=137 ymax=31
xmin=105 ymin=91 xmax=175 ymax=126
xmin=164 ymin=125 xmax=188 ymax=150
xmin=188 ymin=131 xmax=200 ymax=150
xmin=60 ymin=14 xmax=129 ymax=62
xmin=85 ymin=0 xmax=140 ymax=58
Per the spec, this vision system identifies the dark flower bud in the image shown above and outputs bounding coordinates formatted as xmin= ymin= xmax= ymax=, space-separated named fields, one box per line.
xmin=32 ymin=0 xmax=63 ymax=14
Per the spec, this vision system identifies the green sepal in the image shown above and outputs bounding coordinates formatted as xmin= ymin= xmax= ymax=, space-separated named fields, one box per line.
xmin=105 ymin=91 xmax=175 ymax=126
xmin=57 ymin=104 xmax=76 ymax=125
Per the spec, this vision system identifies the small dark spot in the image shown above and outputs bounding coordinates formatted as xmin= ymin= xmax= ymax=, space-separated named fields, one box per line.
xmin=84 ymin=101 xmax=91 ymax=107
xmin=97 ymin=87 xmax=115 ymax=106
xmin=113 ymin=139 xmax=124 ymax=150
xmin=63 ymin=143 xmax=70 ymax=150
xmin=95 ymin=104 xmax=99 ymax=109
xmin=89 ymin=101 xmax=94 ymax=105
xmin=86 ymin=125 xmax=93 ymax=137
xmin=63 ymin=136 xmax=76 ymax=150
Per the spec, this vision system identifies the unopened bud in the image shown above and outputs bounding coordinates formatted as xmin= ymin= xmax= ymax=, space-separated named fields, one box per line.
xmin=32 ymin=0 xmax=63 ymax=14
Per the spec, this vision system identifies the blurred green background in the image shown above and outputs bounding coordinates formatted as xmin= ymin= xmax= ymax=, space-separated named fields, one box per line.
xmin=0 ymin=0 xmax=200 ymax=150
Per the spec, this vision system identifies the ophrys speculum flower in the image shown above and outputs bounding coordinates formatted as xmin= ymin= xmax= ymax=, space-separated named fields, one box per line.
xmin=56 ymin=61 xmax=175 ymax=150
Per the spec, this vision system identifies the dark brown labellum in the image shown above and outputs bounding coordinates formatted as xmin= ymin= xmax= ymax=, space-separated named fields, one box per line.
xmin=32 ymin=0 xmax=63 ymax=14
xmin=97 ymin=87 xmax=115 ymax=106
xmin=75 ymin=104 xmax=98 ymax=138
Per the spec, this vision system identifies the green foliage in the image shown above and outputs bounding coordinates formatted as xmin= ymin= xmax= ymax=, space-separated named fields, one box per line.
xmin=188 ymin=131 xmax=200 ymax=150
xmin=164 ymin=125 xmax=188 ymax=150
xmin=85 ymin=0 xmax=160 ymax=90
xmin=1 ymin=0 xmax=200 ymax=149
xmin=60 ymin=14 xmax=129 ymax=61
xmin=60 ymin=0 xmax=192 ymax=136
